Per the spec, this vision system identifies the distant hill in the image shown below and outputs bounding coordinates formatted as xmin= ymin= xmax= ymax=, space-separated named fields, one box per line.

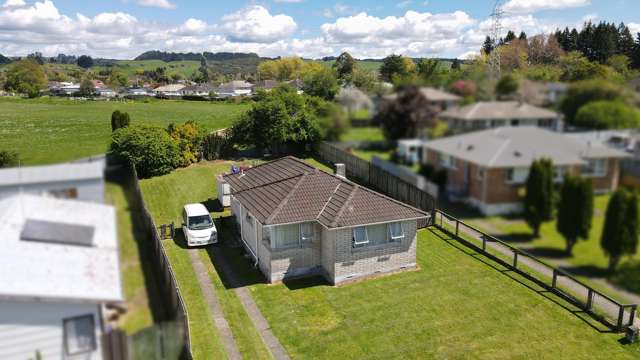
xmin=0 ymin=53 xmax=11 ymax=65
xmin=134 ymin=51 xmax=261 ymax=62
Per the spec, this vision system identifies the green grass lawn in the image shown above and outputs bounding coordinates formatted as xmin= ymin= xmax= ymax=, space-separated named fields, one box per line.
xmin=340 ymin=126 xmax=385 ymax=142
xmin=464 ymin=195 xmax=640 ymax=298
xmin=248 ymin=228 xmax=639 ymax=359
xmin=0 ymin=97 xmax=249 ymax=165
xmin=138 ymin=159 xmax=638 ymax=359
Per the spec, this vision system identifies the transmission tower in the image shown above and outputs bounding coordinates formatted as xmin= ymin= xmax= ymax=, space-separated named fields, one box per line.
xmin=488 ymin=0 xmax=505 ymax=82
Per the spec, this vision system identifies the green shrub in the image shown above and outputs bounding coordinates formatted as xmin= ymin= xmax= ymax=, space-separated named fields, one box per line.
xmin=167 ymin=121 xmax=203 ymax=167
xmin=111 ymin=110 xmax=131 ymax=132
xmin=110 ymin=125 xmax=180 ymax=178
xmin=0 ymin=150 xmax=19 ymax=168
xmin=560 ymin=80 xmax=627 ymax=124
xmin=574 ymin=100 xmax=640 ymax=129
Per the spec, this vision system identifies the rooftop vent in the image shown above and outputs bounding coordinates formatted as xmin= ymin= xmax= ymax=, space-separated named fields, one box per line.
xmin=513 ymin=151 xmax=522 ymax=157
xmin=20 ymin=219 xmax=95 ymax=247
xmin=335 ymin=163 xmax=346 ymax=179
xmin=466 ymin=145 xmax=475 ymax=151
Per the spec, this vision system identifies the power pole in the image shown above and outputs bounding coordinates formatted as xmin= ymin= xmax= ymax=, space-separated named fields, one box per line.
xmin=488 ymin=0 xmax=504 ymax=83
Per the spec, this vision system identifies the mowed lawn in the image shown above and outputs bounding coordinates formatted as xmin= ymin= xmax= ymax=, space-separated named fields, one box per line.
xmin=0 ymin=97 xmax=249 ymax=165
xmin=139 ymin=160 xmax=638 ymax=359
xmin=464 ymin=195 xmax=640 ymax=298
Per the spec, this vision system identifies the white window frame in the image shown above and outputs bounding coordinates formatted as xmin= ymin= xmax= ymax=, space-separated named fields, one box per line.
xmin=476 ymin=167 xmax=485 ymax=181
xmin=388 ymin=222 xmax=405 ymax=242
xmin=581 ymin=158 xmax=608 ymax=178
xmin=553 ymin=166 xmax=567 ymax=182
xmin=439 ymin=154 xmax=456 ymax=170
xmin=271 ymin=222 xmax=314 ymax=249
xmin=63 ymin=314 xmax=96 ymax=356
xmin=353 ymin=226 xmax=369 ymax=247
xmin=300 ymin=222 xmax=314 ymax=243
xmin=505 ymin=167 xmax=529 ymax=184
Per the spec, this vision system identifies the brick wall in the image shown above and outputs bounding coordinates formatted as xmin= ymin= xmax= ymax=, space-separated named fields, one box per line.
xmin=267 ymin=223 xmax=322 ymax=283
xmin=583 ymin=158 xmax=619 ymax=192
xmin=332 ymin=220 xmax=418 ymax=284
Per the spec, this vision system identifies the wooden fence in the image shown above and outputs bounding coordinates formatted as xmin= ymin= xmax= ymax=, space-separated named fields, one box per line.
xmin=316 ymin=141 xmax=436 ymax=227
xmin=433 ymin=210 xmax=638 ymax=332
xmin=128 ymin=165 xmax=192 ymax=359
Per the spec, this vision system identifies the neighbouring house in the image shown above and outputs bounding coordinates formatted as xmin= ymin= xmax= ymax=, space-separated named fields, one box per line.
xmin=181 ymin=83 xmax=215 ymax=97
xmin=219 ymin=157 xmax=429 ymax=285
xmin=397 ymin=138 xmax=428 ymax=165
xmin=91 ymin=80 xmax=106 ymax=89
xmin=216 ymin=80 xmax=254 ymax=98
xmin=96 ymin=88 xmax=117 ymax=98
xmin=0 ymin=160 xmax=105 ymax=203
xmin=126 ymin=87 xmax=152 ymax=98
xmin=384 ymin=87 xmax=461 ymax=109
xmin=335 ymin=86 xmax=374 ymax=116
xmin=153 ymin=84 xmax=186 ymax=97
xmin=253 ymin=79 xmax=280 ymax=92
xmin=518 ymin=80 xmax=568 ymax=106
xmin=52 ymin=82 xmax=81 ymax=96
xmin=0 ymin=194 xmax=122 ymax=360
xmin=440 ymin=100 xmax=563 ymax=134
xmin=423 ymin=127 xmax=628 ymax=215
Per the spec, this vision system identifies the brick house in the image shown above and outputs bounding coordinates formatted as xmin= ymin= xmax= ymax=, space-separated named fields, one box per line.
xmin=423 ymin=127 xmax=628 ymax=215
xmin=220 ymin=157 xmax=429 ymax=285
xmin=440 ymin=101 xmax=563 ymax=134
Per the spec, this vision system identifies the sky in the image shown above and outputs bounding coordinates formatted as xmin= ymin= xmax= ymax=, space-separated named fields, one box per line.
xmin=0 ymin=0 xmax=639 ymax=60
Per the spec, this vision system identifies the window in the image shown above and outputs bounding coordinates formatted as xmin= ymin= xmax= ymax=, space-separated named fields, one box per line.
xmin=272 ymin=222 xmax=314 ymax=249
xmin=553 ymin=166 xmax=567 ymax=182
xmin=505 ymin=167 xmax=529 ymax=184
xmin=439 ymin=154 xmax=456 ymax=169
xmin=389 ymin=222 xmax=404 ymax=242
xmin=368 ymin=224 xmax=388 ymax=245
xmin=300 ymin=223 xmax=313 ymax=243
xmin=63 ymin=314 xmax=96 ymax=355
xmin=476 ymin=167 xmax=485 ymax=181
xmin=245 ymin=212 xmax=254 ymax=227
xmin=353 ymin=227 xmax=368 ymax=246
xmin=48 ymin=188 xmax=78 ymax=199
xmin=582 ymin=159 xmax=607 ymax=177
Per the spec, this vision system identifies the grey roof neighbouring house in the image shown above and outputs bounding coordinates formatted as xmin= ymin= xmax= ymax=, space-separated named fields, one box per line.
xmin=223 ymin=157 xmax=429 ymax=228
xmin=384 ymin=86 xmax=461 ymax=103
xmin=440 ymin=101 xmax=559 ymax=121
xmin=424 ymin=126 xmax=629 ymax=168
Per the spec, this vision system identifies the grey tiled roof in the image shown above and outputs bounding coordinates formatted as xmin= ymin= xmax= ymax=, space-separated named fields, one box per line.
xmin=224 ymin=157 xmax=428 ymax=228
xmin=440 ymin=101 xmax=559 ymax=120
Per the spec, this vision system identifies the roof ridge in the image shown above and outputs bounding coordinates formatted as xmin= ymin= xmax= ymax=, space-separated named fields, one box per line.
xmin=330 ymin=184 xmax=359 ymax=227
xmin=233 ymin=156 xmax=315 ymax=176
xmin=316 ymin=181 xmax=342 ymax=221
xmin=264 ymin=174 xmax=307 ymax=225
xmin=348 ymin=181 xmax=431 ymax=216
xmin=232 ymin=173 xmax=304 ymax=195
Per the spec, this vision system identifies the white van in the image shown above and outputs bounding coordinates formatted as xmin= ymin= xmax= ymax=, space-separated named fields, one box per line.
xmin=182 ymin=203 xmax=217 ymax=246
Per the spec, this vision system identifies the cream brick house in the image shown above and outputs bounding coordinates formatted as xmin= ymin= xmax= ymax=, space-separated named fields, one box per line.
xmin=424 ymin=127 xmax=629 ymax=215
xmin=221 ymin=157 xmax=429 ymax=285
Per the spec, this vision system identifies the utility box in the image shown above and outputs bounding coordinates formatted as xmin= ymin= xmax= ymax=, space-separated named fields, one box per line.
xmin=217 ymin=175 xmax=231 ymax=207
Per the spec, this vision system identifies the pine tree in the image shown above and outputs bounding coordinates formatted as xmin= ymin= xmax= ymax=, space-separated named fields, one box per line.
xmin=601 ymin=189 xmax=639 ymax=272
xmin=518 ymin=31 xmax=527 ymax=41
xmin=557 ymin=175 xmax=594 ymax=255
xmin=524 ymin=159 xmax=554 ymax=237
xmin=617 ymin=23 xmax=635 ymax=59
xmin=482 ymin=36 xmax=494 ymax=55
xmin=504 ymin=30 xmax=517 ymax=44
xmin=632 ymin=33 xmax=640 ymax=69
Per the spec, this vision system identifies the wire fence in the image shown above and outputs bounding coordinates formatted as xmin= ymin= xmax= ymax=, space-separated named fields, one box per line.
xmin=434 ymin=209 xmax=638 ymax=332
xmin=316 ymin=141 xmax=436 ymax=228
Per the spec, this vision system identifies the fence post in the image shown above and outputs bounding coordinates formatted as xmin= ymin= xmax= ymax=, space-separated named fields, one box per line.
xmin=629 ymin=306 xmax=637 ymax=327
xmin=586 ymin=289 xmax=593 ymax=310
xmin=455 ymin=220 xmax=459 ymax=237
xmin=618 ymin=306 xmax=625 ymax=331
xmin=552 ymin=269 xmax=557 ymax=288
xmin=482 ymin=236 xmax=486 ymax=252
xmin=513 ymin=250 xmax=518 ymax=268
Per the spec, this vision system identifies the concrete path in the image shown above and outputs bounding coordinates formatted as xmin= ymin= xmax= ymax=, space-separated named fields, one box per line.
xmin=208 ymin=243 xmax=291 ymax=360
xmin=188 ymin=249 xmax=242 ymax=360
xmin=438 ymin=215 xmax=640 ymax=328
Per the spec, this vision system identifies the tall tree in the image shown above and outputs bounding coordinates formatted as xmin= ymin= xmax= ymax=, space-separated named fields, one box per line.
xmin=524 ymin=159 xmax=554 ymax=237
xmin=601 ymin=189 xmax=639 ymax=272
xmin=633 ymin=33 xmax=640 ymax=69
xmin=495 ymin=73 xmax=519 ymax=98
xmin=4 ymin=58 xmax=47 ymax=98
xmin=518 ymin=31 xmax=527 ymax=41
xmin=301 ymin=66 xmax=339 ymax=100
xmin=557 ymin=175 xmax=594 ymax=255
xmin=617 ymin=23 xmax=636 ymax=59
xmin=504 ymin=30 xmax=517 ymax=44
xmin=416 ymin=58 xmax=441 ymax=85
xmin=333 ymin=52 xmax=356 ymax=82
xmin=379 ymin=54 xmax=415 ymax=82
xmin=375 ymin=86 xmax=439 ymax=141
xmin=482 ymin=36 xmax=494 ymax=55
xmin=76 ymin=55 xmax=93 ymax=69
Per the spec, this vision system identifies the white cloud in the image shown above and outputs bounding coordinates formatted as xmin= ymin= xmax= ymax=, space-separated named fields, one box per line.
xmin=629 ymin=23 xmax=640 ymax=35
xmin=397 ymin=0 xmax=412 ymax=9
xmin=221 ymin=5 xmax=297 ymax=43
xmin=503 ymin=0 xmax=590 ymax=14
xmin=2 ymin=0 xmax=25 ymax=8
xmin=136 ymin=0 xmax=176 ymax=9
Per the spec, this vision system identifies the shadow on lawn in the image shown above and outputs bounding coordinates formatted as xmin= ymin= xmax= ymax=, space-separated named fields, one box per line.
xmin=523 ymin=247 xmax=570 ymax=259
xmin=560 ymin=264 xmax=610 ymax=279
xmin=494 ymin=232 xmax=536 ymax=244
xmin=106 ymin=167 xmax=168 ymax=323
xmin=428 ymin=228 xmax=614 ymax=334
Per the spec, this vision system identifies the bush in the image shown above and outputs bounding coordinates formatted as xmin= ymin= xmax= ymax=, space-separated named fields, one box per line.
xmin=495 ymin=74 xmax=519 ymax=97
xmin=609 ymin=260 xmax=640 ymax=294
xmin=111 ymin=110 xmax=131 ymax=132
xmin=524 ymin=159 xmax=554 ymax=236
xmin=167 ymin=121 xmax=203 ymax=167
xmin=110 ymin=125 xmax=180 ymax=178
xmin=0 ymin=150 xmax=19 ymax=168
xmin=574 ymin=100 xmax=640 ymax=129
xmin=419 ymin=164 xmax=447 ymax=189
xmin=560 ymin=80 xmax=626 ymax=124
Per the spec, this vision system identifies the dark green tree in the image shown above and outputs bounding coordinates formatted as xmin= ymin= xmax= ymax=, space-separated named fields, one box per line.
xmin=601 ymin=189 xmax=639 ymax=271
xmin=633 ymin=33 xmax=640 ymax=69
xmin=375 ymin=86 xmax=439 ymax=141
xmin=110 ymin=125 xmax=180 ymax=178
xmin=524 ymin=159 xmax=554 ymax=236
xmin=451 ymin=58 xmax=462 ymax=70
xmin=333 ymin=52 xmax=356 ymax=82
xmin=416 ymin=58 xmax=441 ymax=85
xmin=617 ymin=23 xmax=636 ymax=59
xmin=4 ymin=58 xmax=47 ymax=98
xmin=504 ymin=30 xmax=517 ymax=43
xmin=0 ymin=150 xmax=19 ymax=168
xmin=111 ymin=110 xmax=131 ymax=132
xmin=557 ymin=175 xmax=594 ymax=255
xmin=482 ymin=36 xmax=494 ymax=55
xmin=76 ymin=55 xmax=93 ymax=69
xmin=574 ymin=100 xmax=640 ymax=129
xmin=379 ymin=54 xmax=414 ymax=82
xmin=79 ymin=78 xmax=95 ymax=96
xmin=560 ymin=80 xmax=626 ymax=124
xmin=518 ymin=31 xmax=527 ymax=41
xmin=495 ymin=74 xmax=519 ymax=97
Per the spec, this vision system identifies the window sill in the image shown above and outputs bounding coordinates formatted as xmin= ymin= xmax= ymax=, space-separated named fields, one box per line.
xmin=269 ymin=241 xmax=315 ymax=252
xmin=352 ymin=241 xmax=402 ymax=253
xmin=581 ymin=173 xmax=607 ymax=178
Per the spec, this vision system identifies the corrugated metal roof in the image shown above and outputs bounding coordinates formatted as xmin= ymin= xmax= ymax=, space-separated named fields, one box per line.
xmin=224 ymin=157 xmax=428 ymax=227
xmin=0 ymin=161 xmax=103 ymax=187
